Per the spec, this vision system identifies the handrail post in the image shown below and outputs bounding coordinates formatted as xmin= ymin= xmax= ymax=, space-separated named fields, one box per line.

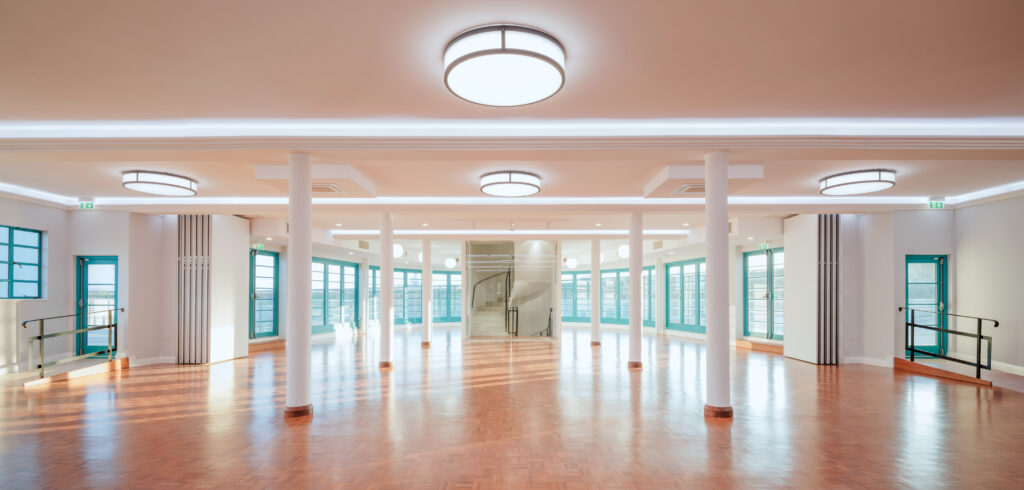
xmin=38 ymin=319 xmax=45 ymax=379
xmin=976 ymin=318 xmax=983 ymax=379
xmin=107 ymin=309 xmax=113 ymax=361
xmin=909 ymin=309 xmax=915 ymax=362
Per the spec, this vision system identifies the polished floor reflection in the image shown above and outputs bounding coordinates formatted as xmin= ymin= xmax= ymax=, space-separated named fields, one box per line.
xmin=2 ymin=326 xmax=1023 ymax=488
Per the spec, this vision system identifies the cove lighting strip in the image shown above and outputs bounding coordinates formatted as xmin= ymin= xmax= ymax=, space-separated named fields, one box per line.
xmin=88 ymin=196 xmax=927 ymax=206
xmin=944 ymin=180 xmax=1024 ymax=205
xmin=330 ymin=229 xmax=691 ymax=236
xmin=2 ymin=118 xmax=1024 ymax=139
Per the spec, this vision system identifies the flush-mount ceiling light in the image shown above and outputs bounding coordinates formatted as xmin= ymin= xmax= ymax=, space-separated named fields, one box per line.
xmin=617 ymin=244 xmax=629 ymax=259
xmin=417 ymin=251 xmax=423 ymax=263
xmin=444 ymin=257 xmax=458 ymax=269
xmin=564 ymin=257 xmax=578 ymax=269
xmin=393 ymin=244 xmax=405 ymax=258
xmin=122 ymin=170 xmax=198 ymax=196
xmin=480 ymin=171 xmax=541 ymax=197
xmin=444 ymin=25 xmax=565 ymax=107
xmin=820 ymin=169 xmax=896 ymax=196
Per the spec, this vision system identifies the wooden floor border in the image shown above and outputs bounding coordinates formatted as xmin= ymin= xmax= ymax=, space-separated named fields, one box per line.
xmin=893 ymin=357 xmax=992 ymax=387
xmin=249 ymin=339 xmax=286 ymax=353
xmin=24 ymin=358 xmax=129 ymax=387
xmin=735 ymin=339 xmax=784 ymax=355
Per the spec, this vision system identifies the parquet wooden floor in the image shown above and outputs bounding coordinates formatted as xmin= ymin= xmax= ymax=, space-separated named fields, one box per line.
xmin=2 ymin=326 xmax=1023 ymax=488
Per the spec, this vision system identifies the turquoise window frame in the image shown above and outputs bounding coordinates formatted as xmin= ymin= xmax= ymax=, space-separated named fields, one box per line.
xmin=432 ymin=270 xmax=462 ymax=323
xmin=905 ymin=255 xmax=948 ymax=357
xmin=369 ymin=266 xmax=424 ymax=325
xmin=75 ymin=255 xmax=118 ymax=355
xmin=0 ymin=225 xmax=43 ymax=299
xmin=248 ymin=250 xmax=279 ymax=339
xmin=560 ymin=270 xmax=592 ymax=323
xmin=642 ymin=265 xmax=655 ymax=328
xmin=312 ymin=257 xmax=359 ymax=334
xmin=743 ymin=248 xmax=784 ymax=340
xmin=599 ymin=268 xmax=629 ymax=325
xmin=665 ymin=258 xmax=706 ymax=333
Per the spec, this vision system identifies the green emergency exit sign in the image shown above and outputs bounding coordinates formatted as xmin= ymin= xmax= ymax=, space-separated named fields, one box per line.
xmin=251 ymin=243 xmax=265 ymax=251
xmin=929 ymin=201 xmax=944 ymax=209
xmin=79 ymin=201 xmax=94 ymax=209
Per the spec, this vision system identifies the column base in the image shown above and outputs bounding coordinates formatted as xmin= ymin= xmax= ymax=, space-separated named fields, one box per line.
xmin=379 ymin=361 xmax=393 ymax=369
xmin=421 ymin=342 xmax=431 ymax=348
xmin=703 ymin=404 xmax=734 ymax=419
xmin=590 ymin=341 xmax=601 ymax=346
xmin=283 ymin=404 xmax=313 ymax=418
xmin=627 ymin=361 xmax=643 ymax=370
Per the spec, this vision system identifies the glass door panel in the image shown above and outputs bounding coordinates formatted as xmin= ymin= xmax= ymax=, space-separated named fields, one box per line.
xmin=744 ymin=248 xmax=783 ymax=340
xmin=906 ymin=256 xmax=947 ymax=355
xmin=575 ymin=272 xmax=590 ymax=323
xmin=249 ymin=251 xmax=278 ymax=339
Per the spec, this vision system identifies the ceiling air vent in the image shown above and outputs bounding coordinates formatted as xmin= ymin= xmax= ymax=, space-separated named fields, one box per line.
xmin=311 ymin=183 xmax=345 ymax=194
xmin=673 ymin=184 xmax=705 ymax=195
xmin=358 ymin=240 xmax=370 ymax=250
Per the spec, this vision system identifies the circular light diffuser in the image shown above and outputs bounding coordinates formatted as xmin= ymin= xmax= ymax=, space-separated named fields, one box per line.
xmin=122 ymin=170 xmax=198 ymax=196
xmin=417 ymin=251 xmax=423 ymax=263
xmin=819 ymin=169 xmax=896 ymax=196
xmin=480 ymin=171 xmax=541 ymax=197
xmin=565 ymin=257 xmax=578 ymax=269
xmin=393 ymin=244 xmax=405 ymax=259
xmin=444 ymin=257 xmax=458 ymax=269
xmin=617 ymin=244 xmax=629 ymax=259
xmin=444 ymin=25 xmax=565 ymax=106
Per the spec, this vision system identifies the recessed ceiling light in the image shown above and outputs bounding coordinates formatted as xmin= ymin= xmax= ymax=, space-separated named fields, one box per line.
xmin=335 ymin=223 xmax=342 ymax=227
xmin=746 ymin=236 xmax=755 ymax=240
xmin=480 ymin=171 xmax=541 ymax=197
xmin=122 ymin=170 xmax=197 ymax=196
xmin=265 ymin=237 xmax=273 ymax=241
xmin=422 ymin=223 xmax=428 ymax=227
xmin=820 ymin=169 xmax=896 ymax=196
xmin=348 ymin=252 xmax=354 ymax=255
xmin=682 ymin=222 xmax=689 ymax=227
xmin=595 ymin=223 xmax=602 ymax=227
xmin=443 ymin=25 xmax=565 ymax=106
xmin=669 ymin=251 xmax=675 ymax=255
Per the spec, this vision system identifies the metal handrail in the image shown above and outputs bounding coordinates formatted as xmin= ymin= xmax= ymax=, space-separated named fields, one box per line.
xmin=470 ymin=269 xmax=510 ymax=309
xmin=22 ymin=308 xmax=124 ymax=379
xmin=898 ymin=306 xmax=998 ymax=379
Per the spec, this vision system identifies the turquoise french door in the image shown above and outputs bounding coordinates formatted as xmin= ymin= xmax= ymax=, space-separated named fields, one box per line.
xmin=312 ymin=258 xmax=360 ymax=334
xmin=665 ymin=258 xmax=706 ymax=333
xmin=905 ymin=255 xmax=948 ymax=356
xmin=743 ymin=248 xmax=784 ymax=340
xmin=600 ymin=269 xmax=628 ymax=324
xmin=641 ymin=266 xmax=655 ymax=327
xmin=560 ymin=271 xmax=591 ymax=323
xmin=75 ymin=256 xmax=118 ymax=355
xmin=249 ymin=250 xmax=279 ymax=339
xmin=432 ymin=271 xmax=462 ymax=323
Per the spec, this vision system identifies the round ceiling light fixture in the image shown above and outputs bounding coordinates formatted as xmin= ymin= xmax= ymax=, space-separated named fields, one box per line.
xmin=444 ymin=25 xmax=565 ymax=106
xmin=444 ymin=257 xmax=459 ymax=269
xmin=393 ymin=244 xmax=405 ymax=259
xmin=122 ymin=170 xmax=198 ymax=196
xmin=417 ymin=251 xmax=423 ymax=263
xmin=617 ymin=244 xmax=629 ymax=259
xmin=819 ymin=169 xmax=896 ymax=196
xmin=480 ymin=171 xmax=541 ymax=197
xmin=564 ymin=257 xmax=578 ymax=269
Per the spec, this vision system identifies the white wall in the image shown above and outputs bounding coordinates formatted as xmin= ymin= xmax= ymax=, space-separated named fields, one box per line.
xmin=953 ymin=195 xmax=1024 ymax=371
xmin=0 ymin=196 xmax=72 ymax=373
xmin=209 ymin=215 xmax=250 ymax=363
xmin=856 ymin=213 xmax=896 ymax=365
xmin=126 ymin=213 xmax=171 ymax=364
xmin=891 ymin=209 xmax=955 ymax=355
xmin=782 ymin=214 xmax=819 ymax=363
xmin=839 ymin=214 xmax=863 ymax=363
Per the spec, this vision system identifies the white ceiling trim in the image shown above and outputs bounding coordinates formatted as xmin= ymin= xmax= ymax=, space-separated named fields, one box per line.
xmin=643 ymin=164 xmax=764 ymax=196
xmin=253 ymin=164 xmax=377 ymax=196
xmin=2 ymin=118 xmax=1024 ymax=150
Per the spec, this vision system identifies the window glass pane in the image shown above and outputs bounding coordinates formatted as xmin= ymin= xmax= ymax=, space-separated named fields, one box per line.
xmin=12 ymin=281 xmax=37 ymax=298
xmin=772 ymin=252 xmax=784 ymax=337
xmin=311 ymin=263 xmax=325 ymax=325
xmin=450 ymin=274 xmax=461 ymax=319
xmin=255 ymin=254 xmax=274 ymax=267
xmin=343 ymin=265 xmax=357 ymax=325
xmin=327 ymin=264 xmax=341 ymax=324
xmin=12 ymin=229 xmax=39 ymax=247
xmin=394 ymin=271 xmax=405 ymax=320
xmin=561 ymin=273 xmax=574 ymax=320
xmin=0 ymin=282 xmax=7 ymax=298
xmin=907 ymin=262 xmax=936 ymax=283
xmin=0 ymin=244 xmax=7 ymax=259
xmin=407 ymin=272 xmax=422 ymax=321
xmin=746 ymin=253 xmax=769 ymax=335
xmin=668 ymin=265 xmax=681 ymax=324
xmin=683 ymin=263 xmax=697 ymax=325
xmin=601 ymin=272 xmax=617 ymax=319
xmin=13 ymin=264 xmax=38 ymax=281
xmin=641 ymin=269 xmax=651 ymax=322
xmin=0 ymin=263 xmax=7 ymax=280
xmin=433 ymin=273 xmax=448 ymax=319
xmin=618 ymin=272 xmax=629 ymax=321
xmin=699 ymin=262 xmax=707 ymax=327
xmin=0 ymin=226 xmax=8 ymax=243
xmin=576 ymin=273 xmax=590 ymax=321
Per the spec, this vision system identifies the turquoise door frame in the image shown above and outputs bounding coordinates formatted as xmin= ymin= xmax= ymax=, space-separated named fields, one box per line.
xmin=905 ymin=255 xmax=948 ymax=356
xmin=665 ymin=258 xmax=706 ymax=334
xmin=249 ymin=250 xmax=279 ymax=339
xmin=75 ymin=256 xmax=118 ymax=355
xmin=743 ymin=248 xmax=785 ymax=340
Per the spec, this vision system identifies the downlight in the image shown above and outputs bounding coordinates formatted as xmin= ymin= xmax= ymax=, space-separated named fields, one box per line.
xmin=122 ymin=170 xmax=198 ymax=196
xmin=444 ymin=25 xmax=565 ymax=106
xmin=819 ymin=169 xmax=896 ymax=196
xmin=480 ymin=171 xmax=541 ymax=197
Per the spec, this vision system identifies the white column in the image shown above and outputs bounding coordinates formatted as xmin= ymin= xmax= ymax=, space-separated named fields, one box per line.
xmin=590 ymin=238 xmax=601 ymax=346
xmin=379 ymin=213 xmax=394 ymax=368
xmin=421 ymin=239 xmax=432 ymax=346
xmin=705 ymin=151 xmax=733 ymax=418
xmin=655 ymin=257 xmax=666 ymax=332
xmin=285 ymin=153 xmax=312 ymax=417
xmin=628 ymin=212 xmax=643 ymax=369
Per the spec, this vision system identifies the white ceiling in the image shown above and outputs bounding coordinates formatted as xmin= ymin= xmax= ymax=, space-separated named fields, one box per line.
xmin=1 ymin=0 xmax=1022 ymax=119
